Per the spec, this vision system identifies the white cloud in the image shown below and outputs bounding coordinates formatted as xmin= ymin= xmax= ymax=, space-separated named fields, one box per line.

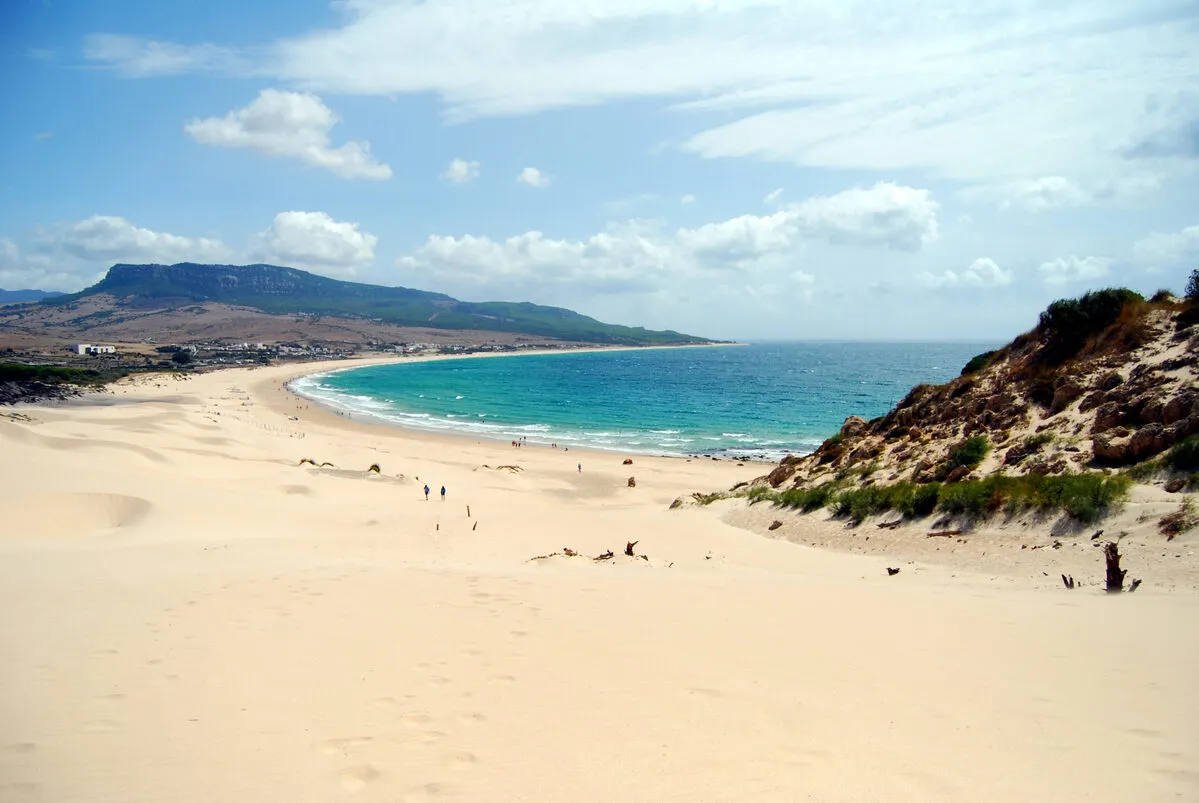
xmin=84 ymin=34 xmax=241 ymax=77
xmin=184 ymin=89 xmax=392 ymax=180
xmin=1132 ymin=224 xmax=1199 ymax=268
xmin=516 ymin=167 xmax=550 ymax=188
xmin=680 ymin=194 xmax=696 ymax=205
xmin=0 ymin=238 xmax=94 ymax=292
xmin=921 ymin=257 xmax=1014 ymax=288
xmin=790 ymin=182 xmax=939 ymax=251
xmin=94 ymin=4 xmax=1194 ymax=192
xmin=1 ymin=219 xmax=230 ymax=291
xmin=1038 ymin=255 xmax=1111 ymax=285
xmin=443 ymin=158 xmax=480 ymax=183
xmin=996 ymin=176 xmax=1090 ymax=212
xmin=251 ymin=211 xmax=377 ymax=277
xmin=60 ymin=216 xmax=231 ymax=264
xmin=398 ymin=182 xmax=938 ymax=298
xmin=763 ymin=188 xmax=784 ymax=205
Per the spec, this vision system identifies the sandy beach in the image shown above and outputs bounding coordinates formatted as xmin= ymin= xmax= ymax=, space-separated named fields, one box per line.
xmin=2 ymin=358 xmax=1197 ymax=802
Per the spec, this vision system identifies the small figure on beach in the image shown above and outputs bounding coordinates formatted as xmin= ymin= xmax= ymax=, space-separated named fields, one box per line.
xmin=440 ymin=485 xmax=446 ymax=501
xmin=577 ymin=463 xmax=582 ymax=473
xmin=424 ymin=484 xmax=430 ymax=500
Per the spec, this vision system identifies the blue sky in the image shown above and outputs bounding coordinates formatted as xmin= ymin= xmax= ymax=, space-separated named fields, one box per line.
xmin=2 ymin=0 xmax=1197 ymax=340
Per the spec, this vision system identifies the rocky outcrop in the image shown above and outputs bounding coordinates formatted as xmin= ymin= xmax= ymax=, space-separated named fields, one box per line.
xmin=751 ymin=299 xmax=1199 ymax=490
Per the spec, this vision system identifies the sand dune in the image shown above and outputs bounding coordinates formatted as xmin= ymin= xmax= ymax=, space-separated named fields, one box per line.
xmin=1 ymin=359 xmax=1196 ymax=802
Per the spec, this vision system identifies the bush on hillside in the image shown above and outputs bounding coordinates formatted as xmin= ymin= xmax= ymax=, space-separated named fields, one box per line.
xmin=1166 ymin=435 xmax=1199 ymax=473
xmin=942 ymin=436 xmax=990 ymax=476
xmin=1037 ymin=287 xmax=1144 ymax=364
xmin=960 ymin=350 xmax=998 ymax=375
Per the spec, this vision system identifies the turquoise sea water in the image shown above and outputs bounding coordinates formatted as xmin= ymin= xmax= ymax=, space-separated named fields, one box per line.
xmin=291 ymin=342 xmax=995 ymax=461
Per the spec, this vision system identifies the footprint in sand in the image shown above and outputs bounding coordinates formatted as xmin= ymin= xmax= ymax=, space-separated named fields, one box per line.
xmin=446 ymin=751 xmax=478 ymax=770
xmin=398 ymin=713 xmax=433 ymax=728
xmin=339 ymin=764 xmax=379 ymax=792
xmin=318 ymin=736 xmax=373 ymax=757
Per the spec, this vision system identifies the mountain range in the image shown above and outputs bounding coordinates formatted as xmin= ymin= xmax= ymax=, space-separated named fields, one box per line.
xmin=0 ymin=289 xmax=64 ymax=304
xmin=5 ymin=263 xmax=707 ymax=347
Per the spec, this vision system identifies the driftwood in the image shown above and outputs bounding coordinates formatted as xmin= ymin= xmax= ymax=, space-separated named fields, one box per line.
xmin=563 ymin=548 xmax=578 ymax=557
xmin=472 ymin=521 xmax=478 ymax=531
xmin=927 ymin=530 xmax=962 ymax=538
xmin=877 ymin=520 xmax=903 ymax=530
xmin=1104 ymin=542 xmax=1126 ymax=593
xmin=627 ymin=476 xmax=636 ymax=487
xmin=367 ymin=463 xmax=381 ymax=474
xmin=1061 ymin=574 xmax=1075 ymax=590
xmin=886 ymin=567 xmax=901 ymax=576
xmin=625 ymin=540 xmax=639 ymax=557
xmin=593 ymin=550 xmax=614 ymax=561
xmin=768 ymin=520 xmax=783 ymax=531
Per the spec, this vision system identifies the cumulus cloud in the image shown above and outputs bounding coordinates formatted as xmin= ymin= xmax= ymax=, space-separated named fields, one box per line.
xmin=443 ymin=158 xmax=480 ymax=183
xmin=84 ymin=34 xmax=242 ymax=77
xmin=251 ymin=211 xmax=377 ymax=277
xmin=516 ymin=167 xmax=550 ymax=188
xmin=1 ymin=218 xmax=231 ymax=291
xmin=184 ymin=89 xmax=392 ymax=180
xmin=397 ymin=182 xmax=938 ymax=298
xmin=1038 ymin=255 xmax=1111 ymax=285
xmin=1132 ymin=223 xmax=1199 ymax=268
xmin=0 ymin=237 xmax=93 ymax=292
xmin=920 ymin=257 xmax=1014 ymax=289
xmin=790 ymin=182 xmax=939 ymax=251
xmin=60 ymin=216 xmax=231 ymax=263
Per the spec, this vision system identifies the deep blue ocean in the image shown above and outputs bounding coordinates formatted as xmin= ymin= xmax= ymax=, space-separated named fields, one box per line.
xmin=291 ymin=342 xmax=995 ymax=461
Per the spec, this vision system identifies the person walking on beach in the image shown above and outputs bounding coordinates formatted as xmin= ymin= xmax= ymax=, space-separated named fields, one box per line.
xmin=440 ymin=485 xmax=446 ymax=502
xmin=577 ymin=463 xmax=582 ymax=473
xmin=423 ymin=484 xmax=430 ymax=501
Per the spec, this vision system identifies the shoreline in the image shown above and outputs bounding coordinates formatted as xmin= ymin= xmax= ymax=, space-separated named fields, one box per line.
xmin=278 ymin=343 xmax=791 ymax=464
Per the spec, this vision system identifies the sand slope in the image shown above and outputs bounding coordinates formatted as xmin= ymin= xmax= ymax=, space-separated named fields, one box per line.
xmin=1 ymin=361 xmax=1197 ymax=802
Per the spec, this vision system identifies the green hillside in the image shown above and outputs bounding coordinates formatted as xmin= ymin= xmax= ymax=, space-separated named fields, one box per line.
xmin=46 ymin=263 xmax=709 ymax=345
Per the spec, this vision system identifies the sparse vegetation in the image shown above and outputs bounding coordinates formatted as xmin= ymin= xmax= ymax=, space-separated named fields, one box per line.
xmin=940 ymin=435 xmax=990 ymax=478
xmin=743 ymin=472 xmax=1129 ymax=525
xmin=1037 ymin=287 xmax=1144 ymax=364
xmin=960 ymin=349 xmax=998 ymax=375
xmin=1 ymin=363 xmax=112 ymax=387
xmin=1158 ymin=497 xmax=1197 ymax=540
xmin=1165 ymin=435 xmax=1199 ymax=473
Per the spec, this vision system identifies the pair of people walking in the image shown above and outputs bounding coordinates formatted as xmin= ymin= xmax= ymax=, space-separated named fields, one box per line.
xmin=423 ymin=484 xmax=446 ymax=501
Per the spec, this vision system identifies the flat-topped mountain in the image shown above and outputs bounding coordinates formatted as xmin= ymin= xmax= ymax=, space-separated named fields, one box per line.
xmin=32 ymin=263 xmax=708 ymax=346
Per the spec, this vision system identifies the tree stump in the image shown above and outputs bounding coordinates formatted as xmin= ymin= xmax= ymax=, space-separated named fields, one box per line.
xmin=1104 ymin=542 xmax=1126 ymax=593
xmin=627 ymin=476 xmax=636 ymax=487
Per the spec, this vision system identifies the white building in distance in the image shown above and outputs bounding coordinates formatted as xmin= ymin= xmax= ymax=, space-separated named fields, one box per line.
xmin=72 ymin=344 xmax=116 ymax=356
